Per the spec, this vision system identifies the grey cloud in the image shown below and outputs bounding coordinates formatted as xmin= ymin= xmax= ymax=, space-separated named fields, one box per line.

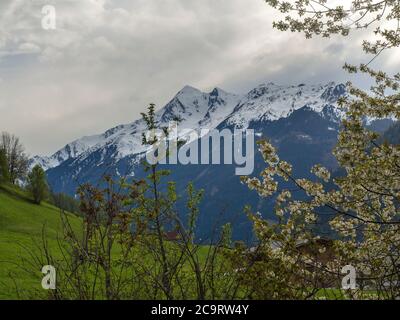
xmin=0 ymin=0 xmax=396 ymax=155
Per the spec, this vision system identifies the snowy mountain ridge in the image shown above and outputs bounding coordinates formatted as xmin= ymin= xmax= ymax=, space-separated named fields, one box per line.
xmin=32 ymin=82 xmax=346 ymax=171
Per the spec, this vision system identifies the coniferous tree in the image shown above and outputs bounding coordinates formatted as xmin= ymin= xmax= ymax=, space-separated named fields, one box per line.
xmin=27 ymin=165 xmax=49 ymax=204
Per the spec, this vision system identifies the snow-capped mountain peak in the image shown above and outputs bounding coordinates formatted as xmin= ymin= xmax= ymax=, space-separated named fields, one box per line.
xmin=31 ymin=81 xmax=346 ymax=171
xmin=160 ymin=85 xmax=240 ymax=129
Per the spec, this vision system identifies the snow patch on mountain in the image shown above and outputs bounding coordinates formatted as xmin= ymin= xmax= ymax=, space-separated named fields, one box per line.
xmin=31 ymin=135 xmax=104 ymax=170
xmin=225 ymin=82 xmax=346 ymax=128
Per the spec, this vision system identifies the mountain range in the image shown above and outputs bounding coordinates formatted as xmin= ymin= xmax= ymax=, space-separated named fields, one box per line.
xmin=32 ymin=81 xmax=394 ymax=240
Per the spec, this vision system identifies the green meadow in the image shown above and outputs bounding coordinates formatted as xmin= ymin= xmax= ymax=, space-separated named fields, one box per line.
xmin=0 ymin=183 xmax=81 ymax=299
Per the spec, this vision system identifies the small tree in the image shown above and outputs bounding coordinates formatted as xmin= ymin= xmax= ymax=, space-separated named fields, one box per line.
xmin=0 ymin=132 xmax=29 ymax=184
xmin=27 ymin=165 xmax=49 ymax=204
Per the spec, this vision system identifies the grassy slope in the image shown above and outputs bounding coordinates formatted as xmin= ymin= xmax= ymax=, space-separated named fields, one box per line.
xmin=0 ymin=183 xmax=81 ymax=299
xmin=0 ymin=183 xmax=211 ymax=300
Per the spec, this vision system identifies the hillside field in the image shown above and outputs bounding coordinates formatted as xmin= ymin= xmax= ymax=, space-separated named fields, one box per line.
xmin=0 ymin=184 xmax=81 ymax=299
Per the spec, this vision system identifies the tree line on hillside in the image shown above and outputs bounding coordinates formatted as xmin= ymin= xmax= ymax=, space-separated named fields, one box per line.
xmin=0 ymin=132 xmax=80 ymax=212
xmin=382 ymin=121 xmax=400 ymax=145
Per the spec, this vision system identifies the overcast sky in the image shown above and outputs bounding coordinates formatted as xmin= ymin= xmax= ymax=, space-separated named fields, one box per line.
xmin=0 ymin=0 xmax=398 ymax=155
